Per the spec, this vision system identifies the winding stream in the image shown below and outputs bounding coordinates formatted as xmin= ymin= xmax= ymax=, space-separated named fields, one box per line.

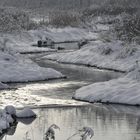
xmin=1 ymin=56 xmax=140 ymax=140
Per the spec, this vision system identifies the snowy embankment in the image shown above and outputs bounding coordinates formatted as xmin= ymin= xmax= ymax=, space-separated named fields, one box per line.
xmin=0 ymin=27 xmax=98 ymax=89
xmin=44 ymin=39 xmax=140 ymax=105
xmin=0 ymin=51 xmax=64 ymax=84
xmin=74 ymin=66 xmax=140 ymax=105
xmin=45 ymin=41 xmax=140 ymax=72
xmin=0 ymin=27 xmax=98 ymax=54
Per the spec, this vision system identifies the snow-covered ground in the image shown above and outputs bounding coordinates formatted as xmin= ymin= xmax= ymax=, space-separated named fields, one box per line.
xmin=74 ymin=68 xmax=140 ymax=105
xmin=0 ymin=27 xmax=98 ymax=54
xmin=72 ymin=55 xmax=140 ymax=105
xmin=0 ymin=51 xmax=64 ymax=84
xmin=1 ymin=18 xmax=140 ymax=106
xmin=41 ymin=27 xmax=140 ymax=106
xmin=45 ymin=41 xmax=140 ymax=72
xmin=0 ymin=27 xmax=98 ymax=89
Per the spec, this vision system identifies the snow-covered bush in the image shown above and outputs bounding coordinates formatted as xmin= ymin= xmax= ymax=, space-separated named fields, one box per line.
xmin=4 ymin=106 xmax=16 ymax=116
xmin=116 ymin=45 xmax=138 ymax=59
xmin=98 ymin=44 xmax=114 ymax=55
xmin=101 ymin=46 xmax=113 ymax=55
xmin=0 ymin=7 xmax=37 ymax=32
xmin=0 ymin=106 xmax=16 ymax=134
xmin=82 ymin=2 xmax=137 ymax=18
xmin=113 ymin=13 xmax=140 ymax=42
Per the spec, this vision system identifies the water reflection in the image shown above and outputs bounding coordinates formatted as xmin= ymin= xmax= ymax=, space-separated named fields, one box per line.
xmin=3 ymin=105 xmax=140 ymax=140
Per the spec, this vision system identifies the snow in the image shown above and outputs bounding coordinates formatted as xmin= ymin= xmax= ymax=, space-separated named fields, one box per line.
xmin=0 ymin=19 xmax=140 ymax=106
xmin=29 ymin=27 xmax=99 ymax=42
xmin=39 ymin=27 xmax=140 ymax=106
xmin=0 ymin=118 xmax=9 ymax=133
xmin=74 ymin=64 xmax=140 ymax=105
xmin=0 ymin=26 xmax=99 ymax=90
xmin=0 ymin=107 xmax=15 ymax=133
xmin=4 ymin=105 xmax=16 ymax=116
xmin=0 ymin=105 xmax=36 ymax=134
xmin=16 ymin=108 xmax=36 ymax=118
xmin=0 ymin=27 xmax=98 ymax=53
xmin=0 ymin=32 xmax=56 ymax=54
xmin=45 ymin=41 xmax=140 ymax=72
xmin=0 ymin=51 xmax=64 ymax=84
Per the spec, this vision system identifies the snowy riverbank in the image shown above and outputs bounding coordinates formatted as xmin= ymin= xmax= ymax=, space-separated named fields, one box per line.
xmin=42 ymin=32 xmax=140 ymax=105
xmin=1 ymin=24 xmax=140 ymax=106
xmin=0 ymin=27 xmax=98 ymax=89
xmin=0 ymin=51 xmax=64 ymax=86
xmin=0 ymin=27 xmax=98 ymax=54
xmin=74 ymin=67 xmax=140 ymax=105
xmin=45 ymin=41 xmax=140 ymax=72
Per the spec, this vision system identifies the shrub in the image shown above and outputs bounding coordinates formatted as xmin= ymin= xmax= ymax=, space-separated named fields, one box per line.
xmin=0 ymin=7 xmax=37 ymax=32
xmin=113 ymin=13 xmax=140 ymax=42
xmin=116 ymin=45 xmax=138 ymax=59
xmin=82 ymin=4 xmax=137 ymax=18
xmin=101 ymin=46 xmax=113 ymax=55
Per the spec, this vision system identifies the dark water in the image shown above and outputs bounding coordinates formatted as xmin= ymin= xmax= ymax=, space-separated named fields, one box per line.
xmin=3 ymin=105 xmax=140 ymax=140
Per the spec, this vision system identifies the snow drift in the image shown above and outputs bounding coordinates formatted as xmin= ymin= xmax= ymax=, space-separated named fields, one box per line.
xmin=74 ymin=63 xmax=140 ymax=105
xmin=0 ymin=51 xmax=64 ymax=84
